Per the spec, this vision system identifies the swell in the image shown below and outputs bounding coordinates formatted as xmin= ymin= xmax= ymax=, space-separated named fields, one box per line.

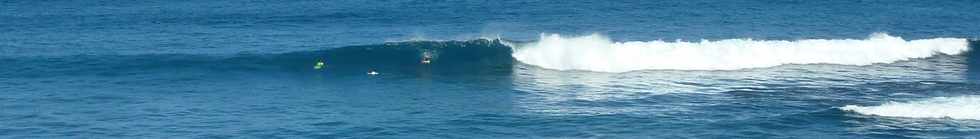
xmin=2 ymin=35 xmax=977 ymax=78
xmin=0 ymin=39 xmax=514 ymax=78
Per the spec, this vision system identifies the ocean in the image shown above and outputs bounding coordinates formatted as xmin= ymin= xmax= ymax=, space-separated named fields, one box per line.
xmin=2 ymin=0 xmax=980 ymax=138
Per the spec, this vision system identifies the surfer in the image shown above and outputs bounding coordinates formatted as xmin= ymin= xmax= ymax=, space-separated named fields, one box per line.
xmin=314 ymin=59 xmax=326 ymax=70
xmin=421 ymin=51 xmax=433 ymax=64
xmin=368 ymin=69 xmax=379 ymax=75
xmin=421 ymin=57 xmax=431 ymax=64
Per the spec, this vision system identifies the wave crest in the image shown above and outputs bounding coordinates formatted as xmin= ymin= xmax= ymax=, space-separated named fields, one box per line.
xmin=841 ymin=96 xmax=980 ymax=120
xmin=509 ymin=33 xmax=969 ymax=72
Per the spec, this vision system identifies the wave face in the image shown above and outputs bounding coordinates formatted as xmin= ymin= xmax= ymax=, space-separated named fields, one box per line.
xmin=840 ymin=96 xmax=980 ymax=120
xmin=1 ymin=39 xmax=514 ymax=78
xmin=509 ymin=33 xmax=970 ymax=72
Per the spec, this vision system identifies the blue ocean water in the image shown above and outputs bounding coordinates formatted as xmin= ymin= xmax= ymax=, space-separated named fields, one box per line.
xmin=2 ymin=0 xmax=980 ymax=138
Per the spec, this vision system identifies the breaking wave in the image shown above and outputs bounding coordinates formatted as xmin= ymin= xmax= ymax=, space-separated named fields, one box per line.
xmin=7 ymin=34 xmax=975 ymax=78
xmin=508 ymin=33 xmax=969 ymax=72
xmin=840 ymin=96 xmax=980 ymax=120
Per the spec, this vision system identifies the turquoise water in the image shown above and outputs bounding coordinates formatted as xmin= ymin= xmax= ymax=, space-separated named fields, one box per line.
xmin=2 ymin=0 xmax=980 ymax=138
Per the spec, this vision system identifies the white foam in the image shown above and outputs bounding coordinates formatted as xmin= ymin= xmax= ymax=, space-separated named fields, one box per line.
xmin=509 ymin=33 xmax=969 ymax=72
xmin=840 ymin=96 xmax=980 ymax=120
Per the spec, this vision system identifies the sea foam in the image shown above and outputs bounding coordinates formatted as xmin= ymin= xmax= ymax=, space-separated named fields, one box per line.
xmin=509 ymin=33 xmax=969 ymax=72
xmin=840 ymin=96 xmax=980 ymax=120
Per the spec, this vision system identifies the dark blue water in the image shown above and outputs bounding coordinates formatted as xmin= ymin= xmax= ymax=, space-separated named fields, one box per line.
xmin=3 ymin=0 xmax=980 ymax=138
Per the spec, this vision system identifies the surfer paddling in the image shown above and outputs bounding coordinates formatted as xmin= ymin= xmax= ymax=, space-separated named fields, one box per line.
xmin=314 ymin=59 xmax=326 ymax=70
xmin=421 ymin=56 xmax=432 ymax=64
